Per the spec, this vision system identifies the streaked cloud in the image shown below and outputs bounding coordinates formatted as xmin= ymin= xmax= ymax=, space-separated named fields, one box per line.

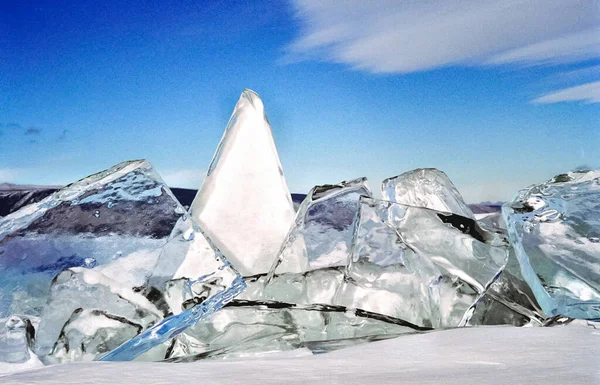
xmin=487 ymin=28 xmax=599 ymax=66
xmin=287 ymin=0 xmax=599 ymax=73
xmin=162 ymin=169 xmax=205 ymax=189
xmin=532 ymin=81 xmax=600 ymax=104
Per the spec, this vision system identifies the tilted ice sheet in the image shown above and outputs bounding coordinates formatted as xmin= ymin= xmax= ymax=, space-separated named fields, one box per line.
xmin=190 ymin=89 xmax=295 ymax=277
xmin=336 ymin=196 xmax=508 ymax=328
xmin=503 ymin=170 xmax=600 ymax=319
xmin=268 ymin=178 xmax=372 ymax=276
xmin=0 ymin=160 xmax=181 ymax=315
xmin=0 ymin=160 xmax=244 ymax=362
xmin=382 ymin=168 xmax=474 ymax=219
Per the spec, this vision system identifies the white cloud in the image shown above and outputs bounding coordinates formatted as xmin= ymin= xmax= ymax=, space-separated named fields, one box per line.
xmin=287 ymin=0 xmax=600 ymax=73
xmin=162 ymin=169 xmax=205 ymax=189
xmin=532 ymin=81 xmax=600 ymax=104
xmin=487 ymin=28 xmax=600 ymax=66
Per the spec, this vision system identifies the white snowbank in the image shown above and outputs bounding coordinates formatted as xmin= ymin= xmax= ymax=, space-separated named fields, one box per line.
xmin=2 ymin=325 xmax=598 ymax=384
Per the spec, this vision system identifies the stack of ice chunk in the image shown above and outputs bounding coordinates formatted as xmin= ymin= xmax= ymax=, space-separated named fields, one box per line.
xmin=1 ymin=88 xmax=598 ymax=371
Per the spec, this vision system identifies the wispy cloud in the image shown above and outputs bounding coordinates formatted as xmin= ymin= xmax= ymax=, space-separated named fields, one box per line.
xmin=162 ymin=169 xmax=205 ymax=189
xmin=287 ymin=0 xmax=599 ymax=73
xmin=549 ymin=64 xmax=600 ymax=85
xmin=487 ymin=28 xmax=599 ymax=66
xmin=24 ymin=127 xmax=41 ymax=135
xmin=532 ymin=81 xmax=600 ymax=104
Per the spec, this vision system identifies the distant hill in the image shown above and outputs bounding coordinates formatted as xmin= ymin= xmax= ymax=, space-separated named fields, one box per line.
xmin=0 ymin=184 xmax=500 ymax=217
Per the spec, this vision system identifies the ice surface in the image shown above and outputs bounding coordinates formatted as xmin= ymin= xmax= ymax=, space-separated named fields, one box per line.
xmin=3 ymin=326 xmax=598 ymax=385
xmin=336 ymin=196 xmax=508 ymax=328
xmin=0 ymin=160 xmax=244 ymax=362
xmin=269 ymin=178 xmax=372 ymax=276
xmin=190 ymin=89 xmax=296 ymax=277
xmin=503 ymin=170 xmax=600 ymax=319
xmin=382 ymin=168 xmax=474 ymax=219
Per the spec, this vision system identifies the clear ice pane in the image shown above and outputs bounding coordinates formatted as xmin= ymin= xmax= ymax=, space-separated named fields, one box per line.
xmin=382 ymin=168 xmax=474 ymax=219
xmin=503 ymin=170 xmax=600 ymax=319
xmin=190 ymin=89 xmax=296 ymax=277
xmin=336 ymin=196 xmax=508 ymax=328
xmin=269 ymin=178 xmax=372 ymax=276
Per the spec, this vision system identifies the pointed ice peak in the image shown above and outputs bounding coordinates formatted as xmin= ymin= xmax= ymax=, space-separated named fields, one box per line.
xmin=191 ymin=90 xmax=295 ymax=277
xmin=381 ymin=168 xmax=474 ymax=219
xmin=239 ymin=88 xmax=264 ymax=112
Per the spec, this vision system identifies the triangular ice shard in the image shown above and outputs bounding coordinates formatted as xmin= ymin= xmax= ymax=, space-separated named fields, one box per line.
xmin=190 ymin=89 xmax=296 ymax=277
xmin=382 ymin=168 xmax=474 ymax=219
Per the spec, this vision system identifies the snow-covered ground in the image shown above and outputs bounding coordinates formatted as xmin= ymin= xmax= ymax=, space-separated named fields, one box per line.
xmin=2 ymin=325 xmax=598 ymax=385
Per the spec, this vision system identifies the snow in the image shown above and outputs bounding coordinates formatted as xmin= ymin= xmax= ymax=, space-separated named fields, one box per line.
xmin=2 ymin=326 xmax=598 ymax=384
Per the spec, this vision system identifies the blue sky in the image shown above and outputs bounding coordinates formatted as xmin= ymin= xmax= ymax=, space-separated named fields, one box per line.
xmin=0 ymin=0 xmax=598 ymax=202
